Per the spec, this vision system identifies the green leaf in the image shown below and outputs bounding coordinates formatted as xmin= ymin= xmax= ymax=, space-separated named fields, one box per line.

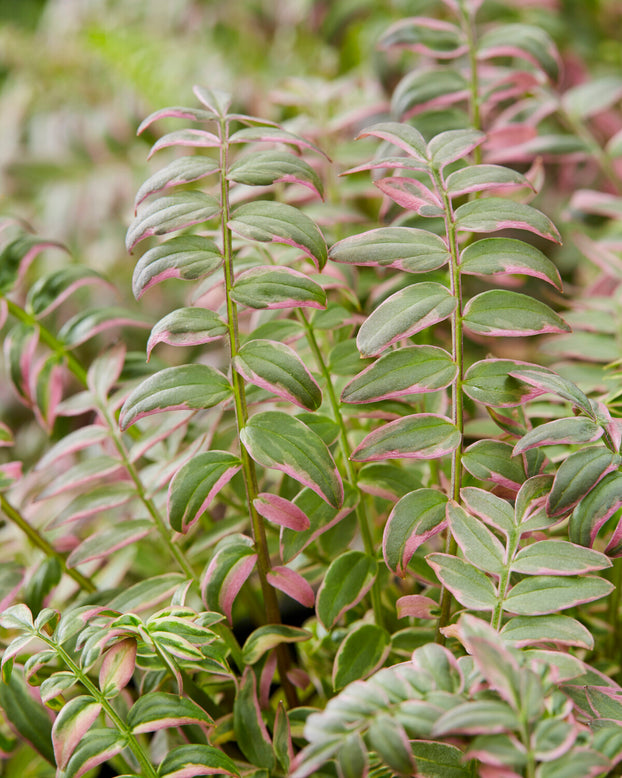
xmin=359 ymin=462 xmax=422 ymax=500
xmin=63 ymin=728 xmax=127 ymax=778
xmin=333 ymin=624 xmax=390 ymax=689
xmin=379 ymin=17 xmax=465 ymax=58
xmin=119 ymin=364 xmax=231 ymax=429
xmin=242 ymin=625 xmax=311 ymax=665
xmin=234 ymin=339 xmax=322 ymax=410
xmin=428 ymin=129 xmax=485 ymax=168
xmin=0 ymin=671 xmax=54 ymax=763
xmin=357 ymin=282 xmax=456 ymax=357
xmin=106 ymin=573 xmax=185 ymax=612
xmin=127 ymin=691 xmax=212 ymax=733
xmin=503 ymin=575 xmax=614 ymax=615
xmin=147 ymin=308 xmax=228 ymax=357
xmin=233 ymin=669 xmax=275 ymax=770
xmin=135 ymin=156 xmax=219 ymax=207
xmin=432 ymin=700 xmax=519 ymax=736
xmin=58 ymin=307 xmax=151 ymax=347
xmin=336 ymin=732 xmax=368 ymax=778
xmin=537 ymin=750 xmax=609 ymax=778
xmin=547 ymin=447 xmax=621 ymax=516
xmin=461 ymin=487 xmax=515 ymax=535
xmin=512 ymin=540 xmax=611 ymax=575
xmin=460 ymin=237 xmax=561 ymax=289
xmin=126 ymin=191 xmax=220 ymax=251
xmin=392 ymin=69 xmax=468 ymax=119
xmin=342 ymin=346 xmax=456 ymax=404
xmin=463 ymin=290 xmax=569 ymax=336
xmin=229 ymin=201 xmax=327 ymax=269
xmin=446 ymin=164 xmax=529 ymax=196
xmin=329 ymin=227 xmax=450 ymax=273
xmin=426 ymin=554 xmax=497 ymax=611
xmin=477 ymin=23 xmax=560 ymax=82
xmin=132 ymin=235 xmax=222 ymax=298
xmin=26 ymin=266 xmax=111 ymax=316
xmin=409 ymin=741 xmax=470 ymax=778
xmin=463 ymin=358 xmax=546 ymax=407
xmin=357 ymin=121 xmax=428 ymax=161
xmin=158 ymin=744 xmax=240 ymax=777
xmin=513 ymin=417 xmax=603 ymax=455
xmin=316 ymin=551 xmax=377 ymax=629
xmin=383 ymin=489 xmax=448 ymax=576
xmin=562 ymin=76 xmax=622 ymax=119
xmin=169 ymin=451 xmax=242 ymax=533
xmin=367 ymin=714 xmax=416 ymax=775
xmin=228 ymin=151 xmax=323 ymax=197
xmin=500 ymin=615 xmax=594 ymax=649
xmin=570 ymin=472 xmax=622 ymax=547
xmin=455 ymin=199 xmax=561 ymax=243
xmin=201 ymin=535 xmax=257 ymax=623
xmin=240 ymin=411 xmax=343 ymax=507
xmin=463 ymin=440 xmax=526 ymax=490
xmin=508 ymin=367 xmax=595 ymax=418
xmin=231 ymin=265 xmax=326 ymax=310
xmin=351 ymin=414 xmax=460 ymax=462
xmin=447 ymin=503 xmax=505 ymax=574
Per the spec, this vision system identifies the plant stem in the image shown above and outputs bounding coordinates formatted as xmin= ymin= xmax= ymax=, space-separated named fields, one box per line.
xmin=219 ymin=118 xmax=297 ymax=708
xmin=0 ymin=494 xmax=96 ymax=593
xmin=299 ymin=311 xmax=384 ymax=627
xmin=435 ymin=170 xmax=465 ymax=644
xmin=50 ymin=638 xmax=158 ymax=778
xmin=491 ymin=527 xmax=520 ymax=631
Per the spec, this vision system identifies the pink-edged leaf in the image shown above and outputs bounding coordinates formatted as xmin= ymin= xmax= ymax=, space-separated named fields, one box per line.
xmin=316 ymin=550 xmax=377 ymax=629
xmin=357 ymin=282 xmax=457 ymax=357
xmin=463 ymin=358 xmax=548 ymax=407
xmin=135 ymin=157 xmax=219 ymax=209
xmin=228 ymin=151 xmax=323 ymax=198
xmin=47 ymin=483 xmax=135 ymax=529
xmin=87 ymin=342 xmax=126 ymax=400
xmin=0 ymin=563 xmax=25 ymax=613
xmin=192 ymin=85 xmax=231 ymax=115
xmin=242 ymin=625 xmax=311 ymax=666
xmin=136 ymin=105 xmax=217 ymax=135
xmin=477 ymin=23 xmax=560 ymax=82
xmin=379 ymin=16 xmax=466 ymax=58
xmin=233 ymin=668 xmax=275 ymax=770
xmin=148 ymin=128 xmax=220 ymax=157
xmin=463 ymin=440 xmax=526 ymax=491
xmin=570 ymin=472 xmax=622 ymax=548
xmin=231 ymin=265 xmax=326 ymax=310
xmin=383 ymin=488 xmax=448 ymax=576
xmin=62 ymin=728 xmax=127 ymax=778
xmin=37 ymin=456 xmax=126 ymax=501
xmin=229 ymin=125 xmax=326 ymax=156
xmin=127 ymin=692 xmax=212 ymax=734
xmin=342 ymin=155 xmax=429 ymax=176
xmin=512 ymin=540 xmax=611 ymax=576
xmin=254 ymin=493 xmax=310 ymax=531
xmin=342 ymin=345 xmax=456 ymax=404
xmin=99 ymin=638 xmax=136 ymax=699
xmin=461 ymin=487 xmax=515 ymax=536
xmin=333 ymin=624 xmax=391 ymax=691
xmin=147 ymin=307 xmax=227 ymax=359
xmin=392 ymin=69 xmax=469 ymax=119
xmin=351 ymin=413 xmax=460 ymax=462
xmin=119 ymin=364 xmax=231 ymax=429
xmin=396 ymin=594 xmax=439 ymax=619
xmin=0 ymin=234 xmax=68 ymax=295
xmin=460 ymin=237 xmax=562 ymax=289
xmin=168 ymin=451 xmax=241 ymax=533
xmin=455 ymin=198 xmax=561 ymax=242
xmin=447 ymin=503 xmax=506 ymax=575
xmin=500 ymin=614 xmax=594 ymax=650
xmin=67 ymin=520 xmax=152 ymax=567
xmin=446 ymin=164 xmax=530 ymax=197
xmin=463 ymin=290 xmax=570 ymax=336
xmin=570 ymin=189 xmax=622 ymax=220
xmin=240 ymin=411 xmax=343 ymax=508
xmin=355 ymin=121 xmax=428 ymax=161
xmin=428 ymin=129 xmax=485 ymax=168
xmin=562 ymin=76 xmax=622 ymax=119
xmin=52 ymin=695 xmax=102 ymax=770
xmin=126 ymin=191 xmax=220 ymax=252
xmin=201 ymin=535 xmax=257 ymax=623
xmin=0 ymin=460 xmax=22 ymax=488
xmin=228 ymin=201 xmax=327 ymax=270
xmin=513 ymin=417 xmax=603 ymax=455
xmin=266 ymin=566 xmax=315 ymax=608
xmin=503 ymin=575 xmax=614 ymax=615
xmin=433 ymin=699 xmax=519 ymax=737
xmin=26 ymin=267 xmax=113 ymax=317
xmin=132 ymin=235 xmax=222 ymax=298
xmin=428 ymin=555 xmax=497 ymax=611
xmin=158 ymin=743 xmax=239 ymax=778
xmin=547 ymin=447 xmax=621 ymax=517
xmin=329 ymin=227 xmax=449 ymax=273
xmin=34 ymin=425 xmax=109 ymax=471
xmin=375 ymin=176 xmax=444 ymax=216
xmin=508 ymin=367 xmax=594 ymax=417
xmin=58 ymin=307 xmax=151 ymax=347
xmin=5 ymin=323 xmax=38 ymax=401
xmin=233 ymin=339 xmax=322 ymax=410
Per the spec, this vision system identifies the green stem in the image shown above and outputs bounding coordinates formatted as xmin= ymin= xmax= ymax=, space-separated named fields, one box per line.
xmin=299 ymin=312 xmax=384 ymax=627
xmin=49 ymin=638 xmax=158 ymax=778
xmin=435 ymin=170 xmax=465 ymax=644
xmin=0 ymin=494 xmax=96 ymax=593
xmin=491 ymin=528 xmax=520 ymax=631
xmin=219 ymin=118 xmax=297 ymax=708
xmin=461 ymin=1 xmax=483 ymax=161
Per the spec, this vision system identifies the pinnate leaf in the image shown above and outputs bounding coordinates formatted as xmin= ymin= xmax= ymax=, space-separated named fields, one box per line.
xmin=229 ymin=151 xmax=323 ymax=197
xmin=127 ymin=691 xmax=212 ymax=733
xmin=463 ymin=359 xmax=545 ymax=408
xmin=500 ymin=614 xmax=594 ymax=649
xmin=357 ymin=282 xmax=457 ymax=357
xmin=460 ymin=237 xmax=562 ymax=289
xmin=428 ymin=129 xmax=485 ymax=168
xmin=446 ymin=164 xmax=529 ymax=197
xmin=147 ymin=308 xmax=228 ymax=358
xmin=512 ymin=540 xmax=610 ymax=575
xmin=426 ymin=554 xmax=497 ymax=611
xmin=357 ymin=121 xmax=428 ymax=161
xmin=240 ymin=411 xmax=343 ymax=507
xmin=570 ymin=472 xmax=622 ymax=547
xmin=135 ymin=157 xmax=219 ymax=208
xmin=547 ymin=447 xmax=621 ymax=517
xmin=231 ymin=265 xmax=326 ymax=309
xmin=463 ymin=440 xmax=526 ymax=490
xmin=513 ymin=417 xmax=603 ymax=455
xmin=455 ymin=199 xmax=561 ymax=242
xmin=463 ymin=291 xmax=569 ymax=336
xmin=447 ymin=503 xmax=505 ymax=574
xmin=119 ymin=364 xmax=231 ymax=429
xmin=316 ymin=550 xmax=377 ymax=629
xmin=329 ymin=227 xmax=449 ymax=273
xmin=503 ymin=575 xmax=614 ymax=615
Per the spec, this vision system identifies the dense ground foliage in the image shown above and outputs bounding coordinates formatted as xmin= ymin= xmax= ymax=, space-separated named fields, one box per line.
xmin=1 ymin=1 xmax=622 ymax=776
